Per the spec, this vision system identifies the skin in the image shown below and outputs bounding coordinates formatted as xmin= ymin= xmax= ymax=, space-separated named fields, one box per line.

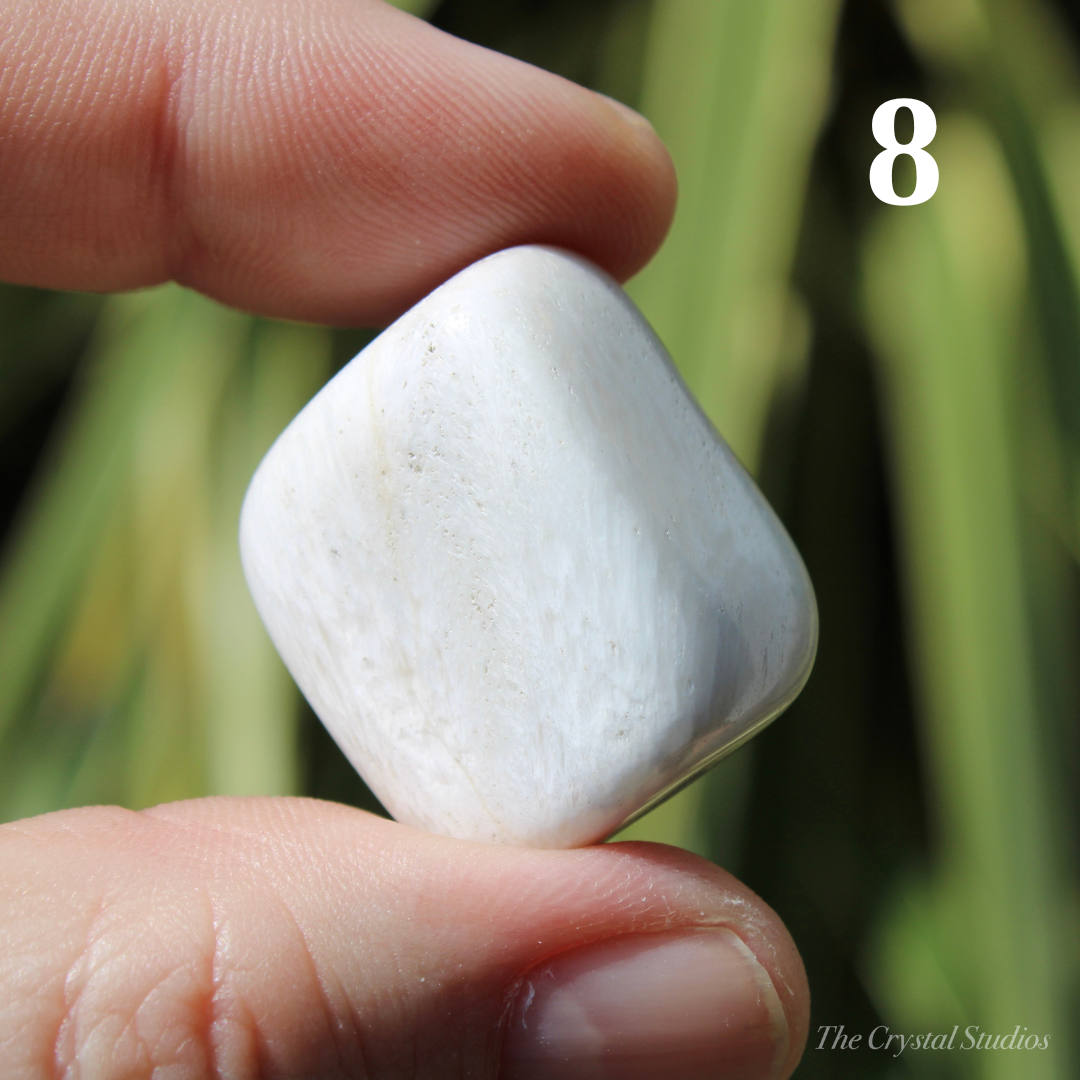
xmin=1 ymin=0 xmax=673 ymax=323
xmin=0 ymin=1 xmax=810 ymax=1077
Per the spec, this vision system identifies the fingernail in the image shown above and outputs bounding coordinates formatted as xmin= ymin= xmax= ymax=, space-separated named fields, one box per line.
xmin=596 ymin=93 xmax=656 ymax=134
xmin=500 ymin=927 xmax=788 ymax=1080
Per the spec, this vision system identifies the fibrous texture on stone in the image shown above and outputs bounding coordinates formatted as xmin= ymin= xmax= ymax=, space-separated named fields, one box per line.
xmin=241 ymin=245 xmax=816 ymax=847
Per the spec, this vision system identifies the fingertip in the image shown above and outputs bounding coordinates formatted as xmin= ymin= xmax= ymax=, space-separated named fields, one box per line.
xmin=602 ymin=841 xmax=809 ymax=1078
xmin=0 ymin=0 xmax=677 ymax=320
xmin=582 ymin=92 xmax=679 ymax=282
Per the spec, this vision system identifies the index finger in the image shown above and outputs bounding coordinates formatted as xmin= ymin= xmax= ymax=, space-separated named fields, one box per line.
xmin=0 ymin=0 xmax=675 ymax=324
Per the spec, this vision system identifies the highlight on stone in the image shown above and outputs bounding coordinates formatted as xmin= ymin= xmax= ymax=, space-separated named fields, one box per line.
xmin=240 ymin=245 xmax=817 ymax=848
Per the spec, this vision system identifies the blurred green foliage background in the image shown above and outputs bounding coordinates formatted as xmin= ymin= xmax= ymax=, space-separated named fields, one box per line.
xmin=2 ymin=0 xmax=1078 ymax=1075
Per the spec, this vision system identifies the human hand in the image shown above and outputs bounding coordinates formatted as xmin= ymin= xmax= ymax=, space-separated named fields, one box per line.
xmin=0 ymin=2 xmax=809 ymax=1077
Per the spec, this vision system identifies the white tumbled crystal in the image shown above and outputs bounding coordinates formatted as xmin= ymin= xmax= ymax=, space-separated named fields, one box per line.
xmin=240 ymin=245 xmax=816 ymax=847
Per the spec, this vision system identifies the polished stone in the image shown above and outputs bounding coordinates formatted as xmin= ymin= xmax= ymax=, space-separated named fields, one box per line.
xmin=240 ymin=245 xmax=816 ymax=847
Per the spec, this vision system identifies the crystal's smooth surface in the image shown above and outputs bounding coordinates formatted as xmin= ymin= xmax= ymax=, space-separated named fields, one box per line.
xmin=240 ymin=246 xmax=816 ymax=847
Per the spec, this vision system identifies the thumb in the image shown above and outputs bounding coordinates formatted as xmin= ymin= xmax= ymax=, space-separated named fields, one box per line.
xmin=1 ymin=798 xmax=808 ymax=1079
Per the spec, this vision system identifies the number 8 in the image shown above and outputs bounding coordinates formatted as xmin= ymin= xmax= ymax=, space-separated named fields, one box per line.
xmin=870 ymin=99 xmax=939 ymax=206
